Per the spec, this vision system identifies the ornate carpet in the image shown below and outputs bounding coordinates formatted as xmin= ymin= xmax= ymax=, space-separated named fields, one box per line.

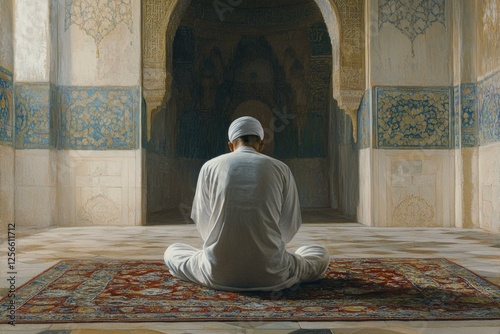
xmin=2 ymin=258 xmax=500 ymax=323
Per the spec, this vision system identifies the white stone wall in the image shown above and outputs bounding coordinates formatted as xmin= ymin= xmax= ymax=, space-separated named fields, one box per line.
xmin=461 ymin=148 xmax=480 ymax=228
xmin=54 ymin=0 xmax=144 ymax=226
xmin=373 ymin=150 xmax=455 ymax=228
xmin=478 ymin=0 xmax=500 ymax=79
xmin=0 ymin=0 xmax=14 ymax=231
xmin=364 ymin=0 xmax=465 ymax=228
xmin=49 ymin=0 xmax=59 ymax=83
xmin=0 ymin=146 xmax=15 ymax=228
xmin=357 ymin=148 xmax=373 ymax=226
xmin=12 ymin=0 xmax=56 ymax=228
xmin=57 ymin=150 xmax=145 ymax=226
xmin=0 ymin=0 xmax=14 ymax=67
xmin=453 ymin=148 xmax=464 ymax=228
xmin=58 ymin=0 xmax=141 ymax=86
xmin=476 ymin=0 xmax=500 ymax=233
xmin=14 ymin=0 xmax=50 ymax=82
xmin=370 ymin=0 xmax=453 ymax=87
xmin=14 ymin=150 xmax=57 ymax=227
xmin=479 ymin=143 xmax=500 ymax=232
xmin=458 ymin=0 xmax=477 ymax=83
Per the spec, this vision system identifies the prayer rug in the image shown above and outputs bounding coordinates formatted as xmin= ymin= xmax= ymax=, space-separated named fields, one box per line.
xmin=2 ymin=258 xmax=499 ymax=323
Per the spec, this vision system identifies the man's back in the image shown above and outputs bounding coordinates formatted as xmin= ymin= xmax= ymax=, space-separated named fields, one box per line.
xmin=191 ymin=146 xmax=302 ymax=288
xmin=164 ymin=116 xmax=329 ymax=291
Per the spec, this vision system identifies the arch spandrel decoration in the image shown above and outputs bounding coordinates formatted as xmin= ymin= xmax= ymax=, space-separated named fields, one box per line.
xmin=142 ymin=0 xmax=365 ymax=142
xmin=315 ymin=0 xmax=365 ymax=141
xmin=142 ymin=0 xmax=191 ymax=140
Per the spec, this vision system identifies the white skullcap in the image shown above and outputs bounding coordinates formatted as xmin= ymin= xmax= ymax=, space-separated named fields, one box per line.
xmin=228 ymin=116 xmax=264 ymax=142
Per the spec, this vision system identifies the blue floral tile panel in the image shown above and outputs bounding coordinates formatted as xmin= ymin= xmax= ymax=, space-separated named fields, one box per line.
xmin=0 ymin=66 xmax=14 ymax=145
xmin=15 ymin=83 xmax=52 ymax=149
xmin=478 ymin=71 xmax=500 ymax=146
xmin=460 ymin=82 xmax=478 ymax=147
xmin=375 ymin=86 xmax=452 ymax=149
xmin=59 ymin=86 xmax=140 ymax=150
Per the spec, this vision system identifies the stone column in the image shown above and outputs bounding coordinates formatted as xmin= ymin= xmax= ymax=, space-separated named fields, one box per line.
xmin=57 ymin=0 xmax=144 ymax=226
xmin=13 ymin=0 xmax=57 ymax=228
xmin=368 ymin=0 xmax=455 ymax=228
xmin=476 ymin=0 xmax=500 ymax=233
xmin=0 ymin=0 xmax=15 ymax=231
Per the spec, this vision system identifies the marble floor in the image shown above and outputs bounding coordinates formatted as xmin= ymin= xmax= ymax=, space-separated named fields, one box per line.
xmin=0 ymin=219 xmax=499 ymax=333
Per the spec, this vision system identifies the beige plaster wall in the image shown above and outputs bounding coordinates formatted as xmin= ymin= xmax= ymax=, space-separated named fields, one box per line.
xmin=12 ymin=1 xmax=57 ymax=228
xmin=453 ymin=148 xmax=464 ymax=228
xmin=450 ymin=0 xmax=479 ymax=84
xmin=0 ymin=146 xmax=15 ymax=229
xmin=365 ymin=0 xmax=457 ymax=228
xmin=452 ymin=1 xmax=474 ymax=229
xmin=477 ymin=0 xmax=500 ymax=233
xmin=459 ymin=0 xmax=477 ymax=83
xmin=461 ymin=148 xmax=480 ymax=228
xmin=372 ymin=149 xmax=455 ymax=228
xmin=357 ymin=148 xmax=373 ymax=226
xmin=49 ymin=0 xmax=59 ymax=83
xmin=477 ymin=0 xmax=500 ymax=78
xmin=57 ymin=150 xmax=145 ymax=227
xmin=0 ymin=0 xmax=14 ymax=68
xmin=14 ymin=0 xmax=50 ymax=82
xmin=55 ymin=0 xmax=144 ymax=226
xmin=478 ymin=143 xmax=500 ymax=232
xmin=370 ymin=0 xmax=453 ymax=86
xmin=14 ymin=150 xmax=57 ymax=227
xmin=58 ymin=0 xmax=141 ymax=86
xmin=0 ymin=0 xmax=14 ymax=232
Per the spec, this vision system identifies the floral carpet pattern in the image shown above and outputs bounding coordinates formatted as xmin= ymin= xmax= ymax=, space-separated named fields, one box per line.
xmin=2 ymin=258 xmax=500 ymax=323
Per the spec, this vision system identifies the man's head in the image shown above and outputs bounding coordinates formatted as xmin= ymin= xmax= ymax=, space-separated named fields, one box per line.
xmin=228 ymin=116 xmax=265 ymax=152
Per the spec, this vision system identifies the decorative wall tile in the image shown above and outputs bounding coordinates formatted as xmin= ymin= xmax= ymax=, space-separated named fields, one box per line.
xmin=358 ymin=89 xmax=370 ymax=149
xmin=59 ymin=86 xmax=140 ymax=150
xmin=393 ymin=194 xmax=435 ymax=227
xmin=335 ymin=0 xmax=364 ymax=70
xmin=0 ymin=66 xmax=13 ymax=144
xmin=15 ymin=83 xmax=52 ymax=149
xmin=378 ymin=0 xmax=446 ymax=57
xmin=78 ymin=194 xmax=120 ymax=225
xmin=478 ymin=71 xmax=500 ymax=145
xmin=375 ymin=86 xmax=451 ymax=149
xmin=50 ymin=84 xmax=59 ymax=148
xmin=460 ymin=83 xmax=478 ymax=147
xmin=65 ymin=0 xmax=133 ymax=57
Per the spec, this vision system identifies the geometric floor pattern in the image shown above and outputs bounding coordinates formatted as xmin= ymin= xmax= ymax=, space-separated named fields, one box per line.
xmin=1 ymin=221 xmax=499 ymax=333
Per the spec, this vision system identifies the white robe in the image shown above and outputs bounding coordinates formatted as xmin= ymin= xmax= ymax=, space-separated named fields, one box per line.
xmin=164 ymin=146 xmax=330 ymax=291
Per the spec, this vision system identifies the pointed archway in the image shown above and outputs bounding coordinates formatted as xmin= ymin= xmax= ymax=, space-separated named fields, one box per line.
xmin=142 ymin=0 xmax=364 ymax=223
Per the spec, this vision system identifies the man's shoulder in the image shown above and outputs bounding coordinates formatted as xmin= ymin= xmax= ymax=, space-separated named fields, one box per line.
xmin=262 ymin=154 xmax=289 ymax=169
xmin=201 ymin=152 xmax=232 ymax=169
xmin=202 ymin=151 xmax=290 ymax=172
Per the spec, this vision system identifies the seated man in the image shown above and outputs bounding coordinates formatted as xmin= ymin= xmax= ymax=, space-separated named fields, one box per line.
xmin=164 ymin=116 xmax=330 ymax=291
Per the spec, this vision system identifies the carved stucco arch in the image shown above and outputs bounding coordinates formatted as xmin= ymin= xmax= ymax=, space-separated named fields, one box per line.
xmin=142 ymin=0 xmax=364 ymax=141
